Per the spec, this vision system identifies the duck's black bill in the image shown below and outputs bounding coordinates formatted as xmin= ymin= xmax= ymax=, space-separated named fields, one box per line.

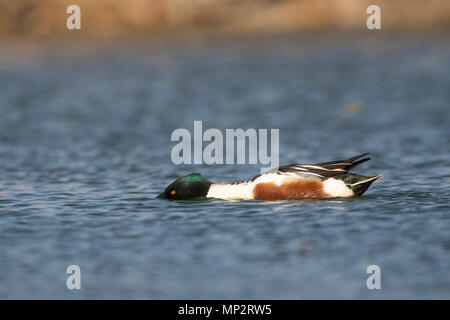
xmin=157 ymin=193 xmax=166 ymax=199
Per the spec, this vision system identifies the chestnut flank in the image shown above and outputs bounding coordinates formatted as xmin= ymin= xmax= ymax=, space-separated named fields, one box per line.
xmin=253 ymin=178 xmax=327 ymax=200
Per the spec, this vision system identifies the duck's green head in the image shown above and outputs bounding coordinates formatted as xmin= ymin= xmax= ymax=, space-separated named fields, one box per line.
xmin=158 ymin=173 xmax=211 ymax=200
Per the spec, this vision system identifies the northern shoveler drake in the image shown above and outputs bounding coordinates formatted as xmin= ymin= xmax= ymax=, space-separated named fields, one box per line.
xmin=158 ymin=153 xmax=381 ymax=201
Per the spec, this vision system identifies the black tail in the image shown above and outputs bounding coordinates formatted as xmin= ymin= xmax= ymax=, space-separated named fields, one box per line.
xmin=345 ymin=174 xmax=382 ymax=196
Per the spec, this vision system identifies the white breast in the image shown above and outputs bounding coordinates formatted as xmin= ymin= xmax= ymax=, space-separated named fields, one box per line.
xmin=207 ymin=182 xmax=255 ymax=200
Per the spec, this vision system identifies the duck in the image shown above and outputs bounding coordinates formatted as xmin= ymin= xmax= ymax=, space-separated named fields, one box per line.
xmin=157 ymin=153 xmax=381 ymax=201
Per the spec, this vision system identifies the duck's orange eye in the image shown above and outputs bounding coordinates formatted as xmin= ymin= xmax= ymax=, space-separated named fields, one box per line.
xmin=170 ymin=190 xmax=176 ymax=195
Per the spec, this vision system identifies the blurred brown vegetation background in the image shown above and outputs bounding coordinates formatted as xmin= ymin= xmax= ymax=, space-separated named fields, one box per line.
xmin=0 ymin=0 xmax=449 ymax=39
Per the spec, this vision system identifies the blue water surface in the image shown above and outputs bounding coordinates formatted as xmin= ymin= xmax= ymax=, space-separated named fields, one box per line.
xmin=0 ymin=34 xmax=449 ymax=299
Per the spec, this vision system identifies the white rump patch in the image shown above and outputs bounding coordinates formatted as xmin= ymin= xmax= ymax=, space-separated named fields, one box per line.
xmin=323 ymin=178 xmax=354 ymax=197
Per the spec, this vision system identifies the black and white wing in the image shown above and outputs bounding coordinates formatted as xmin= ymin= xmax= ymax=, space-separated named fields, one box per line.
xmin=274 ymin=153 xmax=371 ymax=180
